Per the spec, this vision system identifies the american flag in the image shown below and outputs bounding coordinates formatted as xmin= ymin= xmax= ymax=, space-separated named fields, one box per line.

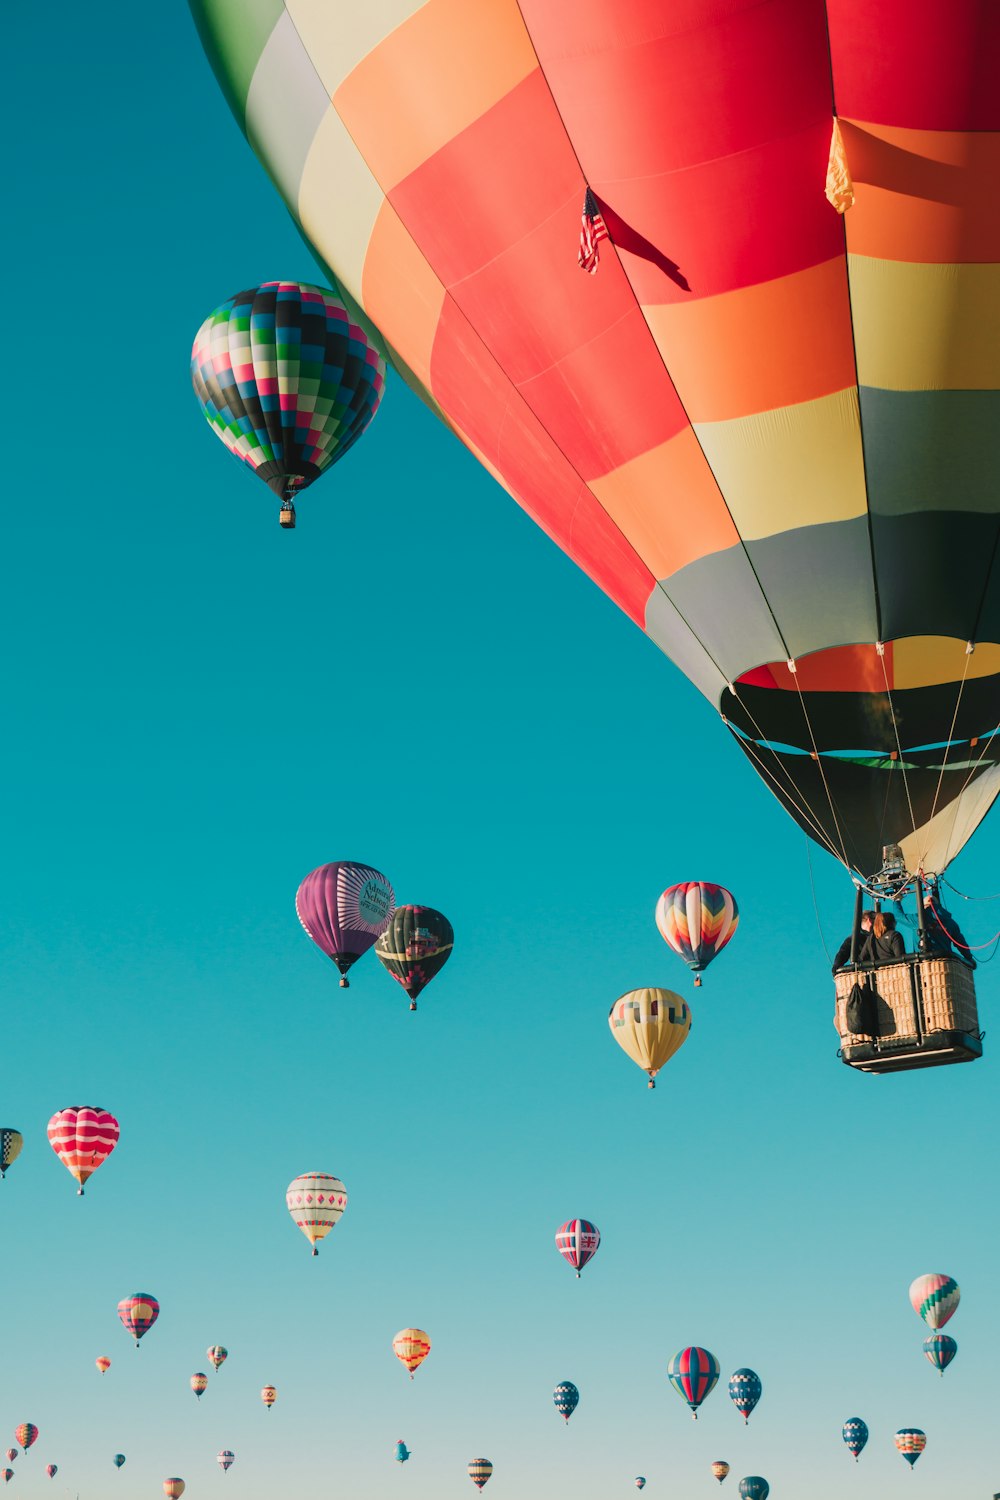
xmin=577 ymin=187 xmax=609 ymax=274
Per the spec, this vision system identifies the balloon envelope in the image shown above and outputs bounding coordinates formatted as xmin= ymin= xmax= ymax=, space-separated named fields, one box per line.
xmin=1 ymin=1472 xmax=10 ymax=1484
xmin=163 ymin=1481 xmax=185 ymax=1499
xmin=375 ymin=905 xmax=454 ymax=1007
xmin=296 ymin=862 xmax=395 ymax=985
xmin=842 ymin=1418 xmax=868 ymax=1460
xmin=728 ymin=1369 xmax=762 ymax=1424
xmin=261 ymin=1387 xmax=277 ymax=1409
xmin=608 ymin=989 xmax=691 ymax=1087
xmin=555 ymin=1218 xmax=601 ymax=1275
xmin=47 ymin=1107 xmax=119 ymax=1193
xmin=738 ymin=1481 xmax=769 ymax=1500
xmin=667 ymin=1348 xmax=720 ymax=1417
xmin=218 ymin=1452 xmax=234 ymax=1472
xmin=0 ymin=1129 xmax=22 ymax=1178
xmin=923 ymin=1333 xmax=958 ymax=1373
xmin=45 ymin=1466 xmax=56 ymax=1480
xmin=656 ymin=884 xmax=738 ymax=978
xmin=207 ymin=1345 xmax=228 ymax=1371
xmin=895 ymin=1429 xmax=926 ymax=1467
xmin=711 ymin=1462 xmax=730 ymax=1484
xmin=117 ymin=1293 xmax=159 ymax=1346
xmin=910 ymin=1273 xmax=960 ymax=1329
xmin=286 ymin=1171 xmax=348 ymax=1254
xmin=468 ymin=1459 xmax=493 ymax=1490
xmin=553 ymin=1381 xmax=579 ymax=1423
xmin=394 ymin=1443 xmax=410 ymax=1464
xmin=634 ymin=1479 xmax=646 ymax=1490
xmin=113 ymin=1455 xmax=126 ymax=1469
xmin=392 ymin=1329 xmax=431 ymax=1378
xmin=190 ymin=1373 xmax=208 ymax=1397
xmin=14 ymin=1427 xmax=37 ymax=1452
xmin=95 ymin=1357 xmax=111 ymax=1374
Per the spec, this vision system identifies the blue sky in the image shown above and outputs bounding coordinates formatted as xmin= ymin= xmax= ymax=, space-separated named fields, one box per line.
xmin=2 ymin=5 xmax=999 ymax=1498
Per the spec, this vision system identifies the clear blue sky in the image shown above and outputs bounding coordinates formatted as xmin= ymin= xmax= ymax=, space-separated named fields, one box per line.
xmin=2 ymin=5 xmax=998 ymax=1498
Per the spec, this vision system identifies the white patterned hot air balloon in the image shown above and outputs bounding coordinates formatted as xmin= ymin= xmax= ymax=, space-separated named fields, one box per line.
xmin=286 ymin=1172 xmax=348 ymax=1256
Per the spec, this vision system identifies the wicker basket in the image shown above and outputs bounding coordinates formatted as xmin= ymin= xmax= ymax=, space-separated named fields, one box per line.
xmin=835 ymin=957 xmax=979 ymax=1050
xmin=835 ymin=962 xmax=917 ymax=1046
xmin=918 ymin=956 xmax=979 ymax=1035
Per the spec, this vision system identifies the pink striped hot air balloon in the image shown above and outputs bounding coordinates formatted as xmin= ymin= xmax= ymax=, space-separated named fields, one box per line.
xmin=667 ymin=1347 xmax=721 ymax=1419
xmin=655 ymin=883 xmax=739 ymax=985
xmin=117 ymin=1293 xmax=159 ymax=1348
xmin=47 ymin=1106 xmax=119 ymax=1194
xmin=909 ymin=1273 xmax=960 ymax=1329
xmin=95 ymin=1356 xmax=111 ymax=1375
xmin=296 ymin=861 xmax=395 ymax=988
xmin=555 ymin=1219 xmax=601 ymax=1277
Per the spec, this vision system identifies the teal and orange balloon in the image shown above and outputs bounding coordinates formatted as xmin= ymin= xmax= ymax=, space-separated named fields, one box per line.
xmin=923 ymin=1334 xmax=957 ymax=1374
xmin=910 ymin=1273 xmax=959 ymax=1329
xmin=656 ymin=884 xmax=738 ymax=985
xmin=667 ymin=1347 xmax=719 ymax=1419
xmin=895 ymin=1429 xmax=926 ymax=1468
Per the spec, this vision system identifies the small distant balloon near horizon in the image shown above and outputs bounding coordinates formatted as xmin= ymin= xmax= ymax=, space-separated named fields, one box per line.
xmin=910 ymin=1273 xmax=960 ymax=1329
xmin=923 ymin=1333 xmax=958 ymax=1374
xmin=375 ymin=905 xmax=454 ymax=1011
xmin=14 ymin=1426 xmax=37 ymax=1453
xmin=117 ymin=1293 xmax=159 ymax=1347
xmin=163 ymin=1480 xmax=185 ymax=1499
xmin=96 ymin=1356 xmax=111 ymax=1374
xmin=737 ymin=1480 xmax=768 ymax=1500
xmin=634 ymin=1478 xmax=646 ymax=1491
xmin=190 ymin=1373 xmax=208 ymax=1398
xmin=895 ymin=1429 xmax=926 ymax=1467
xmin=207 ymin=1345 xmax=228 ymax=1371
xmin=555 ymin=1219 xmax=601 ymax=1277
xmin=392 ymin=1329 xmax=431 ymax=1379
xmin=667 ymin=1348 xmax=720 ymax=1419
xmin=45 ymin=1465 xmax=57 ymax=1480
xmin=217 ymin=1452 xmax=234 ymax=1473
xmin=711 ymin=1462 xmax=730 ymax=1484
xmin=394 ymin=1442 xmax=411 ymax=1464
xmin=47 ymin=1107 xmax=119 ymax=1194
xmin=608 ymin=988 xmax=691 ymax=1088
xmin=468 ymin=1459 xmax=493 ymax=1490
xmin=842 ymin=1418 xmax=868 ymax=1461
xmin=655 ymin=882 xmax=738 ymax=985
xmin=261 ymin=1386 xmax=277 ymax=1411
xmin=728 ymin=1369 xmax=762 ymax=1424
xmin=286 ymin=1172 xmax=348 ymax=1255
xmin=0 ymin=1129 xmax=23 ymax=1179
xmin=553 ymin=1381 xmax=579 ymax=1423
xmin=113 ymin=1454 xmax=126 ymax=1469
xmin=296 ymin=861 xmax=395 ymax=988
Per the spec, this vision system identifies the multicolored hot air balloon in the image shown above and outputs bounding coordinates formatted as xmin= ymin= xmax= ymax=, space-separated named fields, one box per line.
xmin=0 ymin=1130 xmax=23 ymax=1179
xmin=667 ymin=1347 xmax=720 ymax=1419
xmin=555 ymin=1219 xmax=601 ymax=1276
xmin=656 ymin=884 xmax=739 ymax=984
xmin=375 ymin=905 xmax=454 ymax=1011
xmin=842 ymin=1418 xmax=868 ymax=1461
xmin=163 ymin=1480 xmax=186 ymax=1499
xmin=711 ymin=1462 xmax=731 ymax=1484
xmin=190 ymin=1373 xmax=208 ymax=1399
xmin=296 ymin=861 xmax=395 ymax=987
xmin=113 ymin=1455 xmax=126 ymax=1470
xmin=468 ymin=1459 xmax=493 ymax=1490
xmin=895 ymin=1429 xmax=926 ymax=1467
xmin=738 ymin=1481 xmax=768 ymax=1500
xmin=392 ymin=1329 xmax=431 ymax=1379
xmin=47 ymin=1107 xmax=119 ymax=1194
xmin=261 ymin=1386 xmax=277 ymax=1410
xmin=191 ymin=282 xmax=386 ymax=528
xmin=286 ymin=1171 xmax=348 ymax=1255
xmin=553 ymin=1381 xmax=579 ymax=1423
xmin=923 ymin=1333 xmax=958 ymax=1374
xmin=207 ymin=1345 xmax=228 ymax=1372
xmin=634 ymin=1479 xmax=646 ymax=1490
xmin=14 ymin=1427 xmax=37 ymax=1453
xmin=117 ymin=1293 xmax=159 ymax=1347
xmin=1 ymin=1472 xmax=11 ymax=1485
xmin=608 ymin=989 xmax=691 ymax=1088
xmin=728 ymin=1369 xmax=762 ymax=1425
xmin=218 ymin=1452 xmax=234 ymax=1473
xmin=95 ymin=1356 xmax=111 ymax=1375
xmin=394 ymin=1442 xmax=411 ymax=1465
xmin=44 ymin=1465 xmax=57 ymax=1480
xmin=910 ymin=1273 xmax=960 ymax=1329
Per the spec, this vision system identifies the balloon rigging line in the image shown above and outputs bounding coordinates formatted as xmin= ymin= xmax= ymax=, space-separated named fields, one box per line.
xmin=804 ymin=836 xmax=834 ymax=964
xmin=727 ymin=724 xmax=844 ymax=866
xmin=789 ymin=671 xmax=853 ymax=871
xmin=941 ymin=717 xmax=1000 ymax=869
xmin=927 ymin=645 xmax=974 ymax=831
xmin=877 ymin=645 xmax=918 ymax=841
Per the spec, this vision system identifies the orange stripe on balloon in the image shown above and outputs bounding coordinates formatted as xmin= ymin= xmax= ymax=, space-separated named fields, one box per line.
xmin=362 ymin=200 xmax=446 ymax=398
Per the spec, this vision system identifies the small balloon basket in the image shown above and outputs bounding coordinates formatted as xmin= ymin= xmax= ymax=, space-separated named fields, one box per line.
xmin=834 ymin=954 xmax=982 ymax=1073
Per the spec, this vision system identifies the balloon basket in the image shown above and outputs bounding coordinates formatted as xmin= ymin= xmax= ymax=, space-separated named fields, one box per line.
xmin=693 ymin=975 xmax=702 ymax=987
xmin=339 ymin=976 xmax=349 ymax=988
xmin=279 ymin=502 xmax=296 ymax=529
xmin=409 ymin=1001 xmax=417 ymax=1011
xmin=834 ymin=954 xmax=982 ymax=1074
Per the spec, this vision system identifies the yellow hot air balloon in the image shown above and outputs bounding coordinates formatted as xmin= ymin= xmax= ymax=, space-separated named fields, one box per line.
xmin=260 ymin=1386 xmax=276 ymax=1410
xmin=608 ymin=989 xmax=691 ymax=1088
xmin=95 ymin=1356 xmax=111 ymax=1375
xmin=163 ymin=1482 xmax=185 ymax=1500
xmin=392 ymin=1329 xmax=431 ymax=1380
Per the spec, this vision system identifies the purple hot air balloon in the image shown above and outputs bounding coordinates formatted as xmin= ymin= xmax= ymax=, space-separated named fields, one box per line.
xmin=296 ymin=862 xmax=395 ymax=987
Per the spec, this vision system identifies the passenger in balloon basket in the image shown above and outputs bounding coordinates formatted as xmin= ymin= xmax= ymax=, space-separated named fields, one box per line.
xmin=921 ymin=884 xmax=975 ymax=967
xmin=831 ymin=910 xmax=872 ymax=973
xmin=858 ymin=910 xmax=905 ymax=965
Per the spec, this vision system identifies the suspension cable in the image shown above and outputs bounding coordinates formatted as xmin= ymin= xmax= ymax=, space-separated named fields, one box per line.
xmin=788 ymin=665 xmax=853 ymax=870
xmin=927 ymin=643 xmax=974 ymax=827
xmin=877 ymin=643 xmax=918 ymax=838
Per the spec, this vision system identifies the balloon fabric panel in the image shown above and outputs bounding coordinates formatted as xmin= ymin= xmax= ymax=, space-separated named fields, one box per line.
xmin=667 ymin=1346 xmax=720 ymax=1416
xmin=295 ymin=861 xmax=395 ymax=982
xmin=47 ymin=1107 xmax=119 ymax=1191
xmin=842 ymin=1417 xmax=868 ymax=1459
xmin=0 ymin=1130 xmax=22 ymax=1177
xmin=375 ymin=905 xmax=453 ymax=1003
xmin=909 ymin=1272 xmax=960 ymax=1329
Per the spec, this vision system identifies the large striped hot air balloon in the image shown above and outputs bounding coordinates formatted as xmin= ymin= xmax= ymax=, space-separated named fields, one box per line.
xmin=553 ymin=1381 xmax=579 ymax=1423
xmin=923 ymin=1333 xmax=958 ymax=1374
xmin=895 ymin=1429 xmax=926 ymax=1467
xmin=47 ymin=1107 xmax=119 ymax=1194
xmin=191 ymin=282 xmax=386 ymax=528
xmin=207 ymin=1345 xmax=228 ymax=1371
xmin=711 ymin=1462 xmax=730 ymax=1484
xmin=14 ymin=1427 xmax=37 ymax=1453
xmin=117 ymin=1293 xmax=159 ymax=1348
xmin=468 ymin=1460 xmax=493 ymax=1490
xmin=375 ymin=905 xmax=454 ymax=1011
xmin=286 ymin=1172 xmax=348 ymax=1256
xmin=667 ymin=1347 xmax=720 ymax=1419
xmin=217 ymin=1452 xmax=234 ymax=1473
xmin=296 ymin=862 xmax=395 ymax=987
xmin=608 ymin=989 xmax=691 ymax=1088
xmin=555 ymin=1219 xmax=601 ymax=1276
xmin=190 ymin=1373 xmax=208 ymax=1399
xmin=728 ymin=1369 xmax=762 ymax=1424
xmin=0 ymin=1129 xmax=23 ymax=1179
xmin=842 ymin=1418 xmax=868 ymax=1461
xmin=656 ymin=884 xmax=739 ymax=985
xmin=910 ymin=1273 xmax=960 ymax=1329
xmin=392 ymin=1329 xmax=431 ymax=1379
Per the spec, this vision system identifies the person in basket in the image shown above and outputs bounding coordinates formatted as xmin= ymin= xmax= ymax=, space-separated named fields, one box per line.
xmin=859 ymin=910 xmax=905 ymax=965
xmin=832 ymin=910 xmax=873 ymax=974
xmin=922 ymin=884 xmax=976 ymax=967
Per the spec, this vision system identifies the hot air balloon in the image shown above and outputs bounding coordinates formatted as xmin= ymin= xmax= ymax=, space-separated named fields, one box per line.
xmin=218 ymin=1452 xmax=234 ymax=1473
xmin=1 ymin=1473 xmax=10 ymax=1485
xmin=207 ymin=1345 xmax=228 ymax=1371
xmin=47 ymin=1107 xmax=119 ymax=1194
xmin=555 ymin=1219 xmax=601 ymax=1276
xmin=44 ymin=1466 xmax=56 ymax=1480
xmin=296 ymin=861 xmax=395 ymax=987
xmin=895 ymin=1429 xmax=926 ymax=1468
xmin=95 ymin=1356 xmax=111 ymax=1375
xmin=261 ymin=1386 xmax=277 ymax=1410
xmin=923 ymin=1333 xmax=958 ymax=1374
xmin=286 ymin=1171 xmax=348 ymax=1255
xmin=3 ymin=1454 xmax=14 ymax=1465
xmin=711 ymin=1463 xmax=731 ymax=1484
xmin=667 ymin=1347 xmax=720 ymax=1419
xmin=553 ymin=1381 xmax=579 ymax=1423
xmin=375 ymin=905 xmax=454 ymax=1011
xmin=392 ymin=1329 xmax=431 ymax=1379
xmin=163 ymin=1481 xmax=185 ymax=1499
xmin=634 ymin=1479 xmax=646 ymax=1490
xmin=738 ymin=1481 xmax=768 ymax=1500
xmin=117 ymin=1293 xmax=159 ymax=1347
xmin=113 ymin=1455 xmax=126 ymax=1470
xmin=468 ymin=1459 xmax=493 ymax=1490
xmin=190 ymin=1373 xmax=208 ymax=1398
xmin=191 ymin=282 xmax=386 ymax=528
xmin=394 ymin=1442 xmax=411 ymax=1464
xmin=14 ymin=1427 xmax=37 ymax=1453
xmin=0 ymin=1129 xmax=22 ymax=1179
xmin=910 ymin=1273 xmax=960 ymax=1329
xmin=842 ymin=1418 xmax=868 ymax=1461
xmin=608 ymin=990 xmax=691 ymax=1088
xmin=728 ymin=1369 xmax=762 ymax=1425
xmin=656 ymin=884 xmax=738 ymax=984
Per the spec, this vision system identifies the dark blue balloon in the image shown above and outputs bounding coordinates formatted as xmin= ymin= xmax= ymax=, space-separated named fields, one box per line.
xmin=842 ymin=1418 xmax=868 ymax=1460
xmin=738 ymin=1480 xmax=769 ymax=1500
xmin=553 ymin=1381 xmax=579 ymax=1423
xmin=728 ymin=1368 xmax=762 ymax=1424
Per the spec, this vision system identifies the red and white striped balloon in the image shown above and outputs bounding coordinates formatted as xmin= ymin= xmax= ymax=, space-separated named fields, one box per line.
xmin=47 ymin=1107 xmax=119 ymax=1194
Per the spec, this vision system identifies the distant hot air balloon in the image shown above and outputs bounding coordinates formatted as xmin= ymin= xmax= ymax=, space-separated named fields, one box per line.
xmin=711 ymin=1462 xmax=731 ymax=1484
xmin=14 ymin=1427 xmax=37 ymax=1453
xmin=217 ymin=1452 xmax=234 ymax=1473
xmin=163 ymin=1481 xmax=185 ymax=1499
xmin=190 ymin=1373 xmax=208 ymax=1398
xmin=375 ymin=905 xmax=454 ymax=1011
xmin=910 ymin=1273 xmax=960 ymax=1329
xmin=728 ymin=1369 xmax=762 ymax=1425
xmin=555 ymin=1219 xmax=601 ymax=1277
xmin=468 ymin=1459 xmax=493 ymax=1490
xmin=553 ymin=1381 xmax=579 ymax=1423
xmin=608 ymin=989 xmax=692 ymax=1088
xmin=0 ymin=1129 xmax=23 ymax=1179
xmin=842 ymin=1418 xmax=868 ymax=1461
xmin=1 ymin=1472 xmax=10 ymax=1485
xmin=117 ymin=1293 xmax=159 ymax=1347
xmin=95 ymin=1356 xmax=111 ymax=1375
xmin=113 ymin=1455 xmax=126 ymax=1470
xmin=738 ymin=1480 xmax=768 ymax=1500
xmin=47 ymin=1107 xmax=119 ymax=1194
xmin=44 ymin=1466 xmax=56 ymax=1480
xmin=191 ymin=281 xmax=387 ymax=529
xmin=895 ymin=1429 xmax=926 ymax=1467
xmin=394 ymin=1442 xmax=411 ymax=1465
xmin=296 ymin=862 xmax=395 ymax=987
xmin=923 ymin=1333 xmax=958 ymax=1374
xmin=286 ymin=1171 xmax=348 ymax=1255
xmin=655 ymin=883 xmax=739 ymax=985
xmin=634 ymin=1479 xmax=646 ymax=1491
xmin=207 ymin=1345 xmax=228 ymax=1372
xmin=392 ymin=1329 xmax=431 ymax=1379
xmin=3 ymin=1453 xmax=14 ymax=1465
xmin=667 ymin=1348 xmax=720 ymax=1419
xmin=261 ymin=1386 xmax=277 ymax=1411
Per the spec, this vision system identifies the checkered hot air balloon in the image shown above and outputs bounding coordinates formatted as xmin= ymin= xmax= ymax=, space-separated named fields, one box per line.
xmin=656 ymin=883 xmax=739 ymax=985
xmin=117 ymin=1293 xmax=159 ymax=1347
xmin=895 ymin=1429 xmax=926 ymax=1467
xmin=47 ymin=1107 xmax=119 ymax=1194
xmin=217 ymin=1452 xmax=234 ymax=1473
xmin=375 ymin=905 xmax=454 ymax=1011
xmin=667 ymin=1347 xmax=720 ymax=1419
xmin=553 ymin=1381 xmax=579 ymax=1423
xmin=728 ymin=1369 xmax=762 ymax=1424
xmin=95 ymin=1357 xmax=111 ymax=1375
xmin=207 ymin=1345 xmax=228 ymax=1371
xmin=842 ymin=1418 xmax=868 ymax=1461
xmin=286 ymin=1172 xmax=348 ymax=1255
xmin=909 ymin=1272 xmax=960 ymax=1329
xmin=14 ymin=1427 xmax=37 ymax=1453
xmin=0 ymin=1129 xmax=23 ymax=1179
xmin=923 ymin=1333 xmax=958 ymax=1375
xmin=467 ymin=1459 xmax=493 ymax=1490
xmin=296 ymin=862 xmax=395 ymax=987
xmin=190 ymin=1373 xmax=208 ymax=1399
xmin=608 ymin=989 xmax=691 ymax=1089
xmin=261 ymin=1386 xmax=277 ymax=1411
xmin=555 ymin=1219 xmax=601 ymax=1277
xmin=392 ymin=1329 xmax=431 ymax=1379
xmin=738 ymin=1480 xmax=768 ymax=1500
xmin=191 ymin=282 xmax=387 ymax=528
xmin=711 ymin=1462 xmax=730 ymax=1483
